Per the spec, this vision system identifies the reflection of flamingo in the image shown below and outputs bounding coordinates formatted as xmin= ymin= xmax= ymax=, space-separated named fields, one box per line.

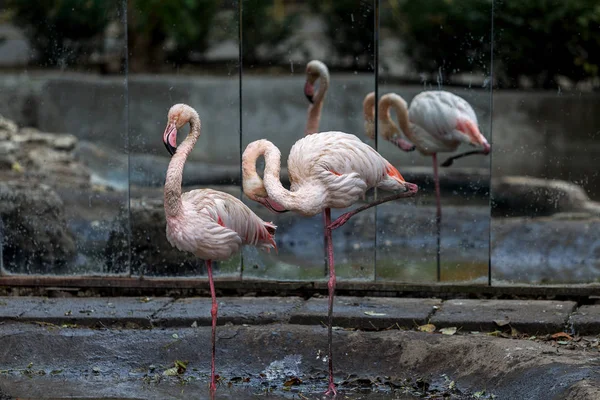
xmin=163 ymin=104 xmax=277 ymax=393
xmin=304 ymin=60 xmax=330 ymax=135
xmin=363 ymin=91 xmax=490 ymax=279
xmin=242 ymin=131 xmax=418 ymax=395
xmin=304 ymin=60 xmax=331 ymax=274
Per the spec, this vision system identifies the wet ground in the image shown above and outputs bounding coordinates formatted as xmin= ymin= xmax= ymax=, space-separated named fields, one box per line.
xmin=1 ymin=319 xmax=599 ymax=400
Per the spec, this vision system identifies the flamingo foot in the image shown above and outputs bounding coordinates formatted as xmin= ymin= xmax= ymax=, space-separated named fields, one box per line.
xmin=325 ymin=382 xmax=337 ymax=396
xmin=210 ymin=380 xmax=217 ymax=392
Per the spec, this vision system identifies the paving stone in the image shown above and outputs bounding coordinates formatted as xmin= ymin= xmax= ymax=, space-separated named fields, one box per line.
xmin=18 ymin=297 xmax=172 ymax=328
xmin=0 ymin=296 xmax=44 ymax=319
xmin=152 ymin=296 xmax=304 ymax=327
xmin=430 ymin=299 xmax=576 ymax=334
xmin=571 ymin=305 xmax=600 ymax=335
xmin=289 ymin=296 xmax=442 ymax=329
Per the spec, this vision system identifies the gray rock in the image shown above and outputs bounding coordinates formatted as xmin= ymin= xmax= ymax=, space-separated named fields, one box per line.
xmin=492 ymin=176 xmax=592 ymax=217
xmin=104 ymin=198 xmax=202 ymax=276
xmin=0 ymin=181 xmax=76 ymax=273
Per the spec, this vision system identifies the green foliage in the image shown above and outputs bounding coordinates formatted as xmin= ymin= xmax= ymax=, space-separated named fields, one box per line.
xmin=382 ymin=0 xmax=600 ymax=88
xmin=494 ymin=0 xmax=600 ymax=88
xmin=129 ymin=0 xmax=221 ymax=65
xmin=5 ymin=0 xmax=119 ymax=66
xmin=241 ymin=0 xmax=300 ymax=66
xmin=309 ymin=0 xmax=374 ymax=70
xmin=381 ymin=0 xmax=491 ymax=83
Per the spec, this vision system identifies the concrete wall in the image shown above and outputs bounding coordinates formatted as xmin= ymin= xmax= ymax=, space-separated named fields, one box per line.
xmin=1 ymin=72 xmax=598 ymax=198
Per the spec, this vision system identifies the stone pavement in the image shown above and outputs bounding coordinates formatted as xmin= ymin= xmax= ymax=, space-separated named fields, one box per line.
xmin=0 ymin=295 xmax=595 ymax=335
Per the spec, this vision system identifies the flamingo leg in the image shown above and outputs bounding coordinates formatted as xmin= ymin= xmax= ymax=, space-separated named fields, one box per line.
xmin=432 ymin=154 xmax=441 ymax=282
xmin=327 ymin=186 xmax=418 ymax=231
xmin=206 ymin=259 xmax=218 ymax=392
xmin=322 ymin=211 xmax=328 ymax=276
xmin=324 ymin=207 xmax=337 ymax=396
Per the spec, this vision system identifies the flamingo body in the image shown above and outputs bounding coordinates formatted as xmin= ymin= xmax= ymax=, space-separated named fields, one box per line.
xmin=243 ymin=131 xmax=415 ymax=217
xmin=166 ymin=189 xmax=276 ymax=261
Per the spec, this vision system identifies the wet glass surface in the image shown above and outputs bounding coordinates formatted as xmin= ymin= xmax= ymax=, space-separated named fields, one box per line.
xmin=0 ymin=0 xmax=598 ymax=284
xmin=0 ymin=0 xmax=129 ymax=275
xmin=240 ymin=0 xmax=377 ymax=281
xmin=375 ymin=0 xmax=492 ymax=283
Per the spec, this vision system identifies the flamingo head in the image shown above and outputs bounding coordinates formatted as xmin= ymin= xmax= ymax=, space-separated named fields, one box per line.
xmin=243 ymin=177 xmax=288 ymax=214
xmin=456 ymin=118 xmax=491 ymax=155
xmin=163 ymin=103 xmax=197 ymax=156
xmin=304 ymin=60 xmax=329 ymax=104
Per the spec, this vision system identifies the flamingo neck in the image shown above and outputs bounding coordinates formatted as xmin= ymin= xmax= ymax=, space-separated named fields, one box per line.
xmin=363 ymin=92 xmax=376 ymax=140
xmin=305 ymin=71 xmax=329 ymax=135
xmin=380 ymin=93 xmax=413 ymax=142
xmin=164 ymin=114 xmax=201 ymax=218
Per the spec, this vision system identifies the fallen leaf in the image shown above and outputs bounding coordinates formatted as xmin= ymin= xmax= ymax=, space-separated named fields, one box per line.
xmin=11 ymin=161 xmax=23 ymax=173
xmin=551 ymin=332 xmax=573 ymax=341
xmin=163 ymin=367 xmax=179 ymax=376
xmin=440 ymin=327 xmax=457 ymax=335
xmin=418 ymin=324 xmax=436 ymax=333
xmin=493 ymin=319 xmax=510 ymax=327
xmin=283 ymin=376 xmax=302 ymax=386
xmin=175 ymin=360 xmax=188 ymax=374
xmin=364 ymin=311 xmax=387 ymax=316
xmin=557 ymin=341 xmax=569 ymax=345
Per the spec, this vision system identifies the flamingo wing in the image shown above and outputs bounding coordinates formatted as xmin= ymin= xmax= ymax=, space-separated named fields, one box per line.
xmin=184 ymin=189 xmax=276 ymax=253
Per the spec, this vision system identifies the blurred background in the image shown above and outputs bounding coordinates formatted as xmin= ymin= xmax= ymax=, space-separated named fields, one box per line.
xmin=0 ymin=0 xmax=598 ymax=284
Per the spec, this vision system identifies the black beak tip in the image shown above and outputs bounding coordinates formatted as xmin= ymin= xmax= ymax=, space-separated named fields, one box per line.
xmin=305 ymin=93 xmax=314 ymax=104
xmin=164 ymin=141 xmax=177 ymax=156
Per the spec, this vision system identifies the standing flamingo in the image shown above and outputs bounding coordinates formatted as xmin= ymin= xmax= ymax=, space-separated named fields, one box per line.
xmin=304 ymin=59 xmax=330 ymax=135
xmin=242 ymin=131 xmax=418 ymax=395
xmin=163 ymin=104 xmax=277 ymax=392
xmin=363 ymin=90 xmax=490 ymax=279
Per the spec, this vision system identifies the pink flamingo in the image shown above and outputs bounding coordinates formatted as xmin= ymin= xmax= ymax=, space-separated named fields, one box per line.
xmin=363 ymin=91 xmax=490 ymax=279
xmin=304 ymin=59 xmax=330 ymax=135
xmin=242 ymin=131 xmax=418 ymax=395
xmin=163 ymin=104 xmax=277 ymax=392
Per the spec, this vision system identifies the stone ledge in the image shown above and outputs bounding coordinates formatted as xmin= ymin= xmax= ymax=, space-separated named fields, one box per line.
xmin=570 ymin=305 xmax=600 ymax=336
xmin=430 ymin=299 xmax=577 ymax=334
xmin=152 ymin=296 xmax=304 ymax=327
xmin=5 ymin=297 xmax=172 ymax=328
xmin=289 ymin=296 xmax=441 ymax=329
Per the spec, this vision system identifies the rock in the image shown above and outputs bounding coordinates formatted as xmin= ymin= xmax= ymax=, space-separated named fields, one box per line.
xmin=105 ymin=198 xmax=201 ymax=276
xmin=0 ymin=181 xmax=76 ymax=274
xmin=0 ymin=115 xmax=18 ymax=140
xmin=492 ymin=176 xmax=591 ymax=217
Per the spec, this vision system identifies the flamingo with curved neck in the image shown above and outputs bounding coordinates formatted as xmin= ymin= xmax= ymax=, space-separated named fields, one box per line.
xmin=304 ymin=60 xmax=330 ymax=135
xmin=363 ymin=91 xmax=491 ymax=279
xmin=243 ymin=131 xmax=418 ymax=395
xmin=163 ymin=104 xmax=277 ymax=393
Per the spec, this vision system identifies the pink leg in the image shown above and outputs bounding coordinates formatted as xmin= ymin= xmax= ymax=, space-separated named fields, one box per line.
xmin=324 ymin=208 xmax=337 ymax=396
xmin=432 ymin=154 xmax=441 ymax=281
xmin=322 ymin=211 xmax=328 ymax=276
xmin=328 ymin=184 xmax=418 ymax=231
xmin=206 ymin=260 xmax=218 ymax=392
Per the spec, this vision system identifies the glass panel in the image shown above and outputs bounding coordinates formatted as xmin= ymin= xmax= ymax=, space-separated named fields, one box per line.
xmin=240 ymin=0 xmax=377 ymax=281
xmin=491 ymin=0 xmax=600 ymax=284
xmin=125 ymin=0 xmax=241 ymax=277
xmin=376 ymin=0 xmax=493 ymax=283
xmin=0 ymin=0 xmax=129 ymax=275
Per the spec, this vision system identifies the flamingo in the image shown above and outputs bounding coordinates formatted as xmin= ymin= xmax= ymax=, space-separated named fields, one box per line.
xmin=242 ymin=131 xmax=418 ymax=395
xmin=304 ymin=59 xmax=330 ymax=135
xmin=363 ymin=90 xmax=490 ymax=279
xmin=162 ymin=104 xmax=277 ymax=392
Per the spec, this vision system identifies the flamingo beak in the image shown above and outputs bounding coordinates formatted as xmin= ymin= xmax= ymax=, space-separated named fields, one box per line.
xmin=482 ymin=142 xmax=491 ymax=155
xmin=304 ymin=80 xmax=314 ymax=104
xmin=404 ymin=182 xmax=419 ymax=194
xmin=260 ymin=198 xmax=289 ymax=214
xmin=163 ymin=122 xmax=177 ymax=156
